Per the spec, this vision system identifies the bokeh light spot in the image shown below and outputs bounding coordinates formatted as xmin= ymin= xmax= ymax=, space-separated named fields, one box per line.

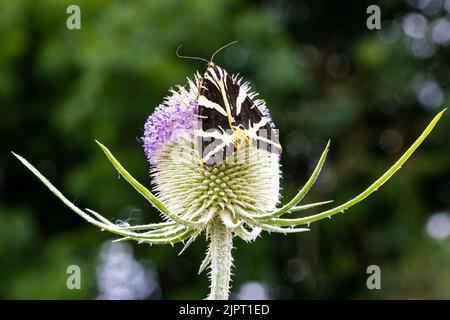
xmin=416 ymin=80 xmax=444 ymax=109
xmin=326 ymin=54 xmax=350 ymax=78
xmin=379 ymin=129 xmax=404 ymax=154
xmin=236 ymin=281 xmax=270 ymax=300
xmin=96 ymin=242 xmax=160 ymax=300
xmin=426 ymin=212 xmax=450 ymax=240
xmin=402 ymin=13 xmax=428 ymax=39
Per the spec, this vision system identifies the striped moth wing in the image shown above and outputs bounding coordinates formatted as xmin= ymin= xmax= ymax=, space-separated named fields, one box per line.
xmin=197 ymin=63 xmax=281 ymax=166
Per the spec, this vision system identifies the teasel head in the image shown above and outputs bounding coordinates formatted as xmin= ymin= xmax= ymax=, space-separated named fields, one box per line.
xmin=13 ymin=61 xmax=445 ymax=300
xmin=142 ymin=76 xmax=283 ymax=242
xmin=140 ymin=75 xmax=294 ymax=299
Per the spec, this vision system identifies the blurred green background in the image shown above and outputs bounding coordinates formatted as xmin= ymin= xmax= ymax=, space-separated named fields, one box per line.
xmin=1 ymin=0 xmax=450 ymax=299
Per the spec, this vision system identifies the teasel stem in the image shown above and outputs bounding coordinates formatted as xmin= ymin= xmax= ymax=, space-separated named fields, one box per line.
xmin=207 ymin=217 xmax=233 ymax=300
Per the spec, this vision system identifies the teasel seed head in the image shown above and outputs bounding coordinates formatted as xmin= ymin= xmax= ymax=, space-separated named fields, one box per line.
xmin=143 ymin=75 xmax=280 ymax=237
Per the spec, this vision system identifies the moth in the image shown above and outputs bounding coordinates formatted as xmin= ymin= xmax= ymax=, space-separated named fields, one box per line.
xmin=178 ymin=42 xmax=282 ymax=165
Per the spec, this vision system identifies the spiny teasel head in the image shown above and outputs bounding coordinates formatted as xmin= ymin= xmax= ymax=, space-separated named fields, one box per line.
xmin=142 ymin=74 xmax=280 ymax=239
xmin=151 ymin=138 xmax=280 ymax=232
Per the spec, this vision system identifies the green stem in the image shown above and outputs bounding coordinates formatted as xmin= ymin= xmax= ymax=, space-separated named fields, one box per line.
xmin=207 ymin=218 xmax=233 ymax=300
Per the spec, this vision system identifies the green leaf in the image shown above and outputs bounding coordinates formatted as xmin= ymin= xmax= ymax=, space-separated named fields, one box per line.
xmin=270 ymin=109 xmax=446 ymax=227
xmin=96 ymin=140 xmax=203 ymax=229
xmin=256 ymin=140 xmax=330 ymax=219
xmin=12 ymin=152 xmax=194 ymax=244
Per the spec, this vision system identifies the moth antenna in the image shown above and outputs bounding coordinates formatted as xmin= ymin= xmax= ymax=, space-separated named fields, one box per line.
xmin=176 ymin=45 xmax=209 ymax=64
xmin=210 ymin=40 xmax=239 ymax=62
